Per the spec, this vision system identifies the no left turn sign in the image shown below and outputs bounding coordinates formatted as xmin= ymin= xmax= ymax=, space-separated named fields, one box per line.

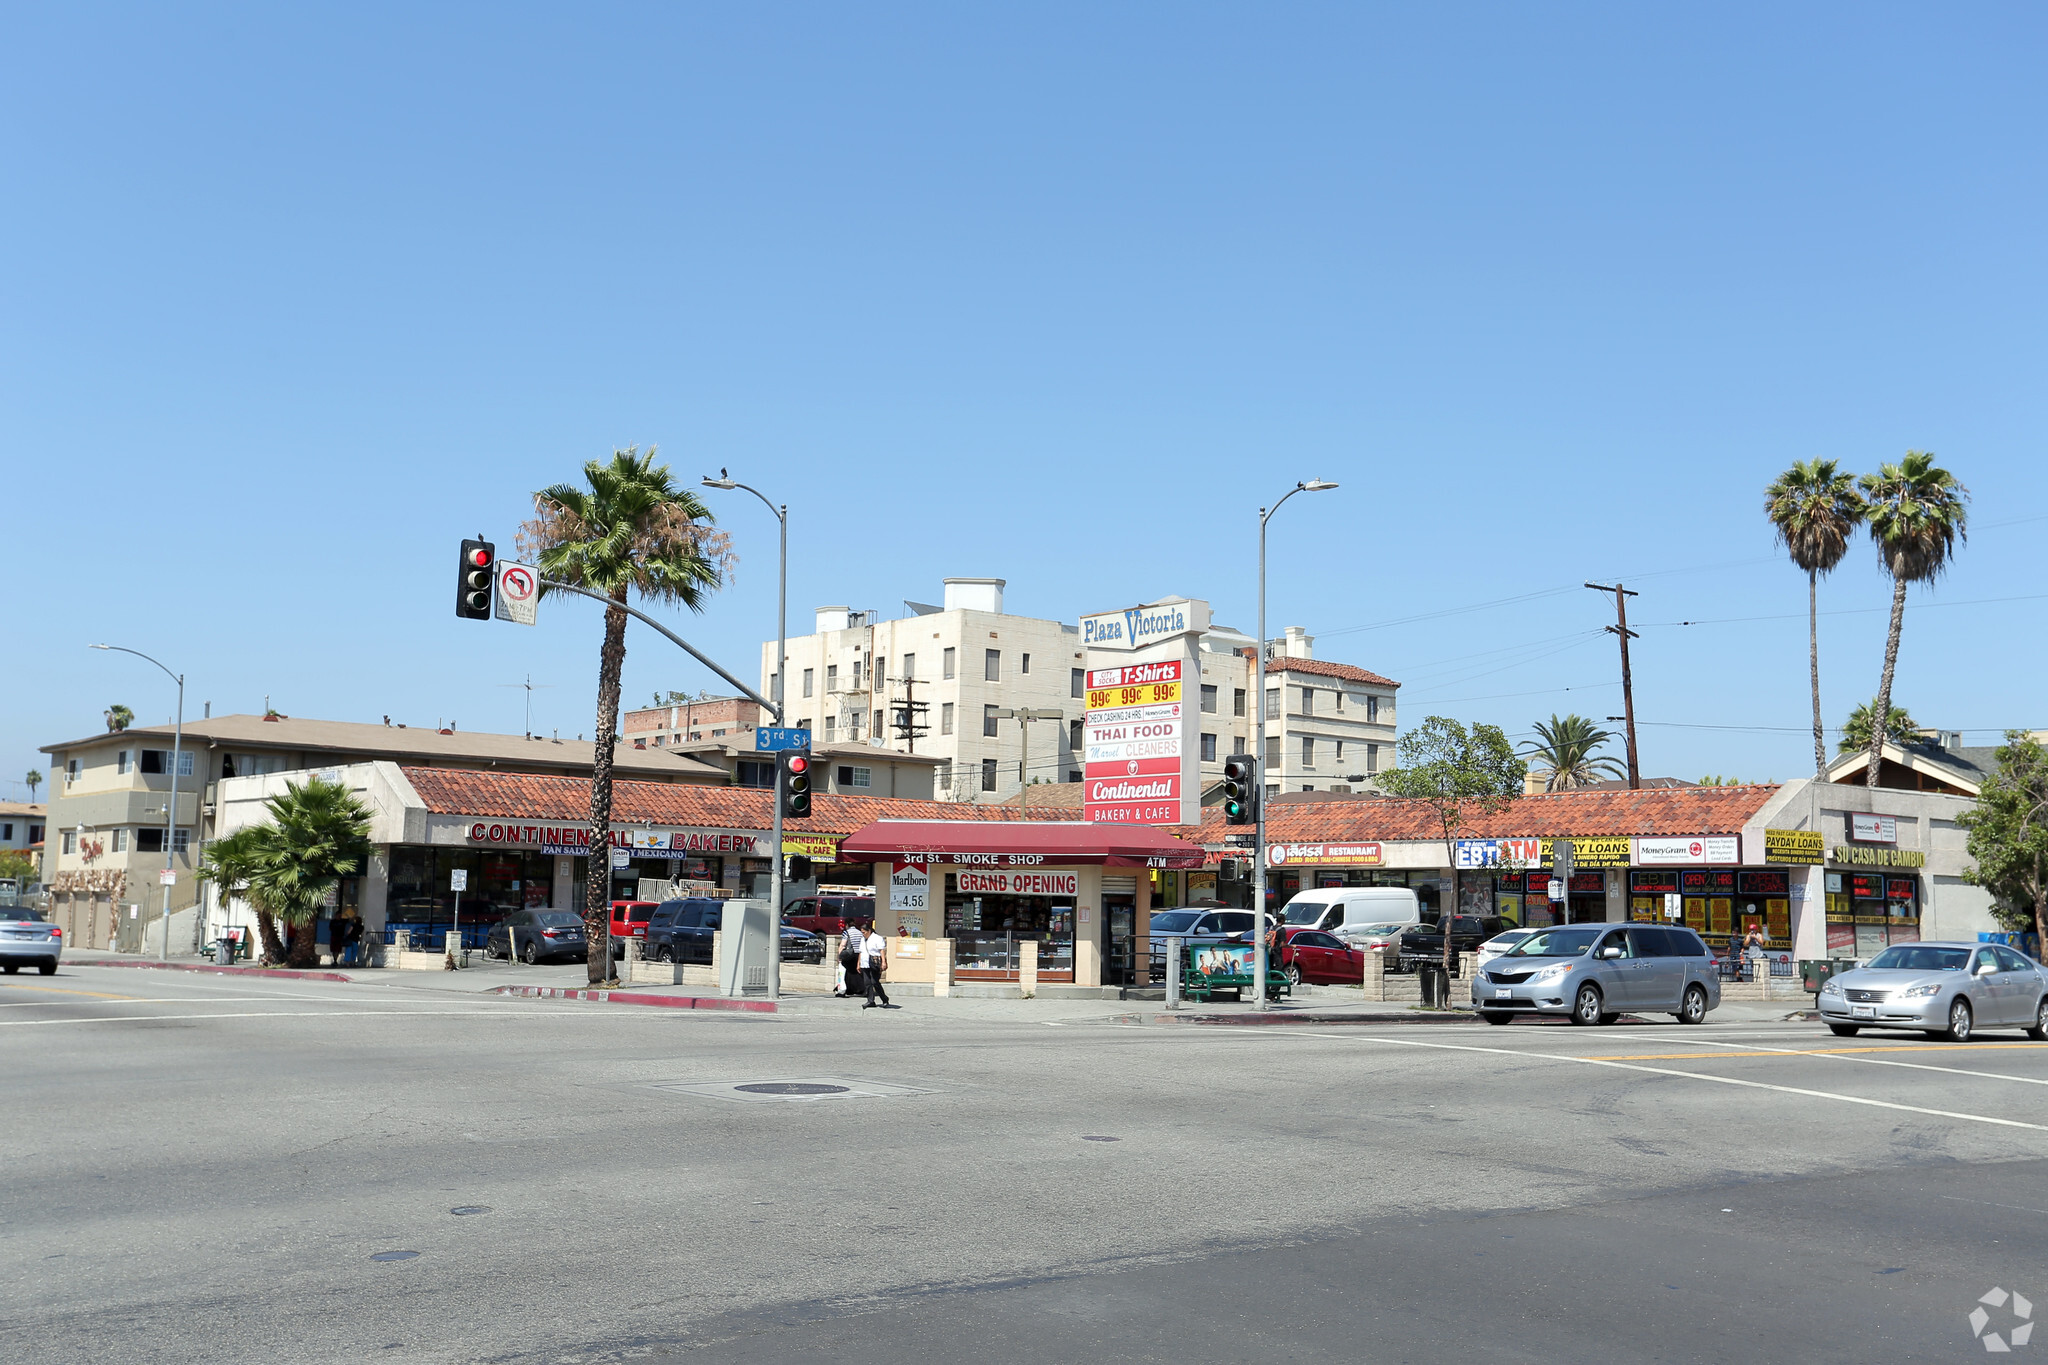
xmin=495 ymin=562 xmax=539 ymax=626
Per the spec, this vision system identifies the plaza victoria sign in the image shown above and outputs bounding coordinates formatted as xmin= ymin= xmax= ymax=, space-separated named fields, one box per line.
xmin=954 ymin=869 xmax=1081 ymax=898
xmin=1083 ymin=658 xmax=1192 ymax=825
xmin=460 ymin=820 xmax=766 ymax=858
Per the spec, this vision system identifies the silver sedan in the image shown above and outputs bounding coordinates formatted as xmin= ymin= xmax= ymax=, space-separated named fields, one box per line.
xmin=0 ymin=907 xmax=62 ymax=975
xmin=1817 ymin=941 xmax=2048 ymax=1041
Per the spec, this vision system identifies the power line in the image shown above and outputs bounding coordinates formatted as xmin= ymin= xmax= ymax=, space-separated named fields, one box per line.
xmin=1644 ymin=590 xmax=2048 ymax=630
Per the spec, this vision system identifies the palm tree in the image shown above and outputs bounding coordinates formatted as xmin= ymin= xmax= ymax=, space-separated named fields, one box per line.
xmin=197 ymin=779 xmax=372 ymax=965
xmin=105 ymin=704 xmax=133 ymax=732
xmin=1839 ymin=699 xmax=1920 ymax=757
xmin=1765 ymin=460 xmax=1866 ymax=778
xmin=521 ymin=447 xmax=732 ymax=984
xmin=197 ymin=826 xmax=288 ymax=964
xmin=24 ymin=770 xmax=41 ymax=803
xmin=1521 ymin=714 xmax=1625 ymax=791
xmin=1860 ymin=453 xmax=1968 ymax=789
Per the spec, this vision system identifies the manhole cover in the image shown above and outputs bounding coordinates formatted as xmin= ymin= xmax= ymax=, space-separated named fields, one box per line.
xmin=370 ymin=1251 xmax=420 ymax=1262
xmin=1081 ymin=1135 xmax=1121 ymax=1142
xmin=735 ymin=1082 xmax=851 ymax=1096
xmin=449 ymin=1206 xmax=491 ymax=1216
xmin=648 ymin=1077 xmax=932 ymax=1104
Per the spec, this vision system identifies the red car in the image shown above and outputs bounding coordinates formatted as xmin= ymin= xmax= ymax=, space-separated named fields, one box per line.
xmin=1277 ymin=927 xmax=1366 ymax=986
xmin=608 ymin=900 xmax=660 ymax=958
xmin=783 ymin=894 xmax=875 ymax=937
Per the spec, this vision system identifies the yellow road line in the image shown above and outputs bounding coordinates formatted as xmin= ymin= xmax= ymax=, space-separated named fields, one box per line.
xmin=0 ymin=982 xmax=142 ymax=1001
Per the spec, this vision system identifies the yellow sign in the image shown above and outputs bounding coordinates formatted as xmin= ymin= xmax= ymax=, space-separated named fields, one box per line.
xmin=1086 ymin=681 xmax=1181 ymax=710
xmin=1544 ymin=836 xmax=1632 ymax=869
xmin=1763 ymin=828 xmax=1824 ymax=865
xmin=1831 ymin=845 xmax=1926 ymax=868
xmin=782 ymin=833 xmax=842 ymax=859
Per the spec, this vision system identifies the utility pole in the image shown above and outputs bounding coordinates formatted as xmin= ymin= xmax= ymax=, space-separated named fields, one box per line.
xmin=1585 ymin=582 xmax=1641 ymax=790
xmin=891 ymin=675 xmax=931 ymax=753
xmin=992 ymin=708 xmax=1062 ymax=815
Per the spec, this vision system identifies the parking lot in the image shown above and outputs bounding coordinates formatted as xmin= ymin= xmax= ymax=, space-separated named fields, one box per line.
xmin=6 ymin=959 xmax=2046 ymax=1363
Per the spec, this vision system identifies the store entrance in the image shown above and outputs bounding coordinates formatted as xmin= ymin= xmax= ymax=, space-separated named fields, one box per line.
xmin=1104 ymin=894 xmax=1138 ymax=986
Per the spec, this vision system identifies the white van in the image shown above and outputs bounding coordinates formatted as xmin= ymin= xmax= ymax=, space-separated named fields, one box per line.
xmin=1278 ymin=886 xmax=1421 ymax=949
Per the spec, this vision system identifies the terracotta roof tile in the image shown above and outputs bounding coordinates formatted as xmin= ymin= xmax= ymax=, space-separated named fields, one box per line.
xmin=1265 ymin=657 xmax=1400 ymax=688
xmin=1192 ymin=784 xmax=1778 ymax=844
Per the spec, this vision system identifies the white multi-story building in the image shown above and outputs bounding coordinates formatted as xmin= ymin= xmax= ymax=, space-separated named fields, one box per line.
xmin=764 ymin=579 xmax=1087 ymax=803
xmin=1191 ymin=625 xmax=1399 ymax=797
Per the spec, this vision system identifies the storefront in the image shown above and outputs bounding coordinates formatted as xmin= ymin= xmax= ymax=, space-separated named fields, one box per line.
xmin=1263 ymin=841 xmax=1446 ymax=919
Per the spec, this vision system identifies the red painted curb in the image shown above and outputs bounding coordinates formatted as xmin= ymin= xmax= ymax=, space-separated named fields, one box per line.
xmin=491 ymin=985 xmax=777 ymax=1013
xmin=76 ymin=959 xmax=355 ymax=984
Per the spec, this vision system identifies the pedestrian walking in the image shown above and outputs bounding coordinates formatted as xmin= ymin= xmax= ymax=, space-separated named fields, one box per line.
xmin=1743 ymin=923 xmax=1768 ymax=982
xmin=859 ymin=919 xmax=892 ymax=1009
xmin=837 ymin=919 xmax=864 ymax=998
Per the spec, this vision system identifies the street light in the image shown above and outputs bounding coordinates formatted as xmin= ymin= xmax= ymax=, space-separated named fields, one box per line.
xmin=990 ymin=708 xmax=1064 ymax=816
xmin=90 ymin=644 xmax=184 ymax=962
xmin=702 ymin=469 xmax=789 ymax=1001
xmin=1252 ymin=478 xmax=1340 ymax=1008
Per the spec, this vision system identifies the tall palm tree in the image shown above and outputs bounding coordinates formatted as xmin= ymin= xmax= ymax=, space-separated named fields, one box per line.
xmin=24 ymin=770 xmax=41 ymax=803
xmin=1839 ymin=699 xmax=1919 ymax=756
xmin=1521 ymin=714 xmax=1625 ymax=791
xmin=1860 ymin=452 xmax=1968 ymax=789
xmin=1765 ymin=460 xmax=1866 ymax=778
xmin=521 ymin=447 xmax=731 ymax=984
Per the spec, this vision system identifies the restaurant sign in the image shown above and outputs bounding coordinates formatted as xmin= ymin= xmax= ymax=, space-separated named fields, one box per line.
xmin=1267 ymin=842 xmax=1384 ymax=867
xmin=1763 ymin=828 xmax=1825 ymax=865
xmin=1831 ymin=845 xmax=1927 ymax=868
xmin=782 ymin=833 xmax=842 ymax=859
xmin=1635 ymin=836 xmax=1741 ymax=865
xmin=955 ymin=869 xmax=1080 ymax=898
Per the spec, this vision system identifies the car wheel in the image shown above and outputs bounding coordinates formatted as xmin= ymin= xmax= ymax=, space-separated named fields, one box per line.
xmin=1828 ymin=1023 xmax=1861 ymax=1037
xmin=1480 ymin=1011 xmax=1513 ymax=1025
xmin=521 ymin=941 xmax=538 ymax=965
xmin=1678 ymin=984 xmax=1709 ymax=1026
xmin=1284 ymin=964 xmax=1302 ymax=987
xmin=38 ymin=961 xmax=57 ymax=976
xmin=2029 ymin=997 xmax=2048 ymax=1042
xmin=1944 ymin=997 xmax=1973 ymax=1042
xmin=1570 ymin=983 xmax=1603 ymax=1026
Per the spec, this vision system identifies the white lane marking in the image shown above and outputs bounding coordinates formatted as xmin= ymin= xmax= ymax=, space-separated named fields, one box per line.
xmin=1291 ymin=1033 xmax=2048 ymax=1133
xmin=0 ymin=1008 xmax=651 ymax=1027
xmin=1660 ymin=1036 xmax=2048 ymax=1088
xmin=1939 ymin=1194 xmax=2048 ymax=1217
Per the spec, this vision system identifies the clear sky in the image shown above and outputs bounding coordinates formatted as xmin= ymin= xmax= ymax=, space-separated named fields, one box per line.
xmin=6 ymin=3 xmax=2044 ymax=800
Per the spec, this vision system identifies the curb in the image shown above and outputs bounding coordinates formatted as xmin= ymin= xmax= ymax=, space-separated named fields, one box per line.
xmin=1108 ymin=1009 xmax=1482 ymax=1027
xmin=491 ymin=985 xmax=777 ymax=1013
xmin=74 ymin=959 xmax=355 ymax=984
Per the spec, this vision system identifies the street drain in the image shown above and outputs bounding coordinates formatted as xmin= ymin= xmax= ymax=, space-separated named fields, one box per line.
xmin=450 ymin=1206 xmax=491 ymax=1216
xmin=735 ymin=1082 xmax=850 ymax=1096
xmin=1081 ymin=1136 xmax=1121 ymax=1142
xmin=371 ymin=1251 xmax=420 ymax=1262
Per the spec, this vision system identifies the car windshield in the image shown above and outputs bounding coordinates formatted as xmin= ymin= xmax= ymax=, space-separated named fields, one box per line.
xmin=1504 ymin=927 xmax=1604 ymax=958
xmin=2 ymin=909 xmax=47 ymax=922
xmin=535 ymin=911 xmax=582 ymax=928
xmin=1866 ymin=945 xmax=1970 ymax=972
xmin=1150 ymin=910 xmax=1203 ymax=933
xmin=1283 ymin=901 xmax=1336 ymax=925
xmin=1483 ymin=932 xmax=1531 ymax=948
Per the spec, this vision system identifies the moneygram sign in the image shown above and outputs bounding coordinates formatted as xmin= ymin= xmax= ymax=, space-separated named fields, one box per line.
xmin=1081 ymin=598 xmax=1209 ymax=827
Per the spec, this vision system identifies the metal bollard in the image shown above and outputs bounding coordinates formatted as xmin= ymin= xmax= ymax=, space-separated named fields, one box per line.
xmin=1165 ymin=937 xmax=1183 ymax=1010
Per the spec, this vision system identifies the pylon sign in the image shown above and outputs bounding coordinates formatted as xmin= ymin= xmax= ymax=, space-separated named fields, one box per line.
xmin=495 ymin=562 xmax=539 ymax=626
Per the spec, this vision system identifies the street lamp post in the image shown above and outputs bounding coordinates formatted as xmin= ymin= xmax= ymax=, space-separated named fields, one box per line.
xmin=703 ymin=471 xmax=788 ymax=1001
xmin=91 ymin=644 xmax=184 ymax=962
xmin=1252 ymin=478 xmax=1339 ymax=1008
xmin=991 ymin=708 xmax=1063 ymax=815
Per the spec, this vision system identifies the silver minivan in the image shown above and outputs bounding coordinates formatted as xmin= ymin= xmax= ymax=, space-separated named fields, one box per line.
xmin=1472 ymin=923 xmax=1720 ymax=1025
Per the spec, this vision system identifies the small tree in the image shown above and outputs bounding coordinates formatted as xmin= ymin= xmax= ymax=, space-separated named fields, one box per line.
xmin=1959 ymin=731 xmax=2048 ymax=950
xmin=1840 ymin=699 xmax=1919 ymax=757
xmin=1521 ymin=714 xmax=1623 ymax=791
xmin=197 ymin=778 xmax=372 ymax=966
xmin=105 ymin=704 xmax=133 ymax=733
xmin=1375 ymin=717 xmax=1528 ymax=983
xmin=24 ymin=770 xmax=42 ymax=803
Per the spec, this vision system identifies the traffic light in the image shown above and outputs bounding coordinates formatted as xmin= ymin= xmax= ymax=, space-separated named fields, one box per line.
xmin=787 ymin=854 xmax=814 ymax=881
xmin=1222 ymin=755 xmax=1258 ymax=826
xmin=779 ymin=748 xmax=812 ymax=819
xmin=456 ymin=538 xmax=495 ymax=619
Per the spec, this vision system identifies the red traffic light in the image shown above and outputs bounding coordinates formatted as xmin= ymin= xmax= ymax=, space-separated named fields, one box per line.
xmin=787 ymin=755 xmax=808 ymax=774
xmin=467 ymin=546 xmax=493 ymax=568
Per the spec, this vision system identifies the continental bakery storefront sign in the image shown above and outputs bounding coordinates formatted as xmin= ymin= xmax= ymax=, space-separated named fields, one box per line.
xmin=446 ymin=818 xmax=768 ymax=857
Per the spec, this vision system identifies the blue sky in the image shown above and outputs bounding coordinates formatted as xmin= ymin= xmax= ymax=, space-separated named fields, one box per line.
xmin=6 ymin=3 xmax=2044 ymax=800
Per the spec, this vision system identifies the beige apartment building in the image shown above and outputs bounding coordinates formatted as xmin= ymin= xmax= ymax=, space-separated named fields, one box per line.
xmin=621 ymin=694 xmax=764 ymax=748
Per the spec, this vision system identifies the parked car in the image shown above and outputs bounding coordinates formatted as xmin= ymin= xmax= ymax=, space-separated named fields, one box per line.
xmin=1146 ymin=908 xmax=1259 ymax=944
xmin=487 ymin=910 xmax=588 ymax=964
xmin=0 ymin=906 xmax=61 ymax=975
xmin=649 ymin=899 xmax=829 ymax=965
xmin=1277 ymin=887 xmax=1423 ymax=946
xmin=1817 ymin=941 xmax=2048 ymax=1041
xmin=1276 ymin=927 xmax=1366 ymax=986
xmin=783 ymin=895 xmax=876 ymax=936
xmin=608 ymin=900 xmax=661 ymax=958
xmin=1472 ymin=924 xmax=1720 ymax=1025
xmin=1476 ymin=928 xmax=1538 ymax=966
xmin=1397 ymin=914 xmax=1506 ymax=971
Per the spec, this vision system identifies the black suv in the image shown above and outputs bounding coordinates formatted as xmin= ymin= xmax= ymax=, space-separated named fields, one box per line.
xmin=1397 ymin=914 xmax=1505 ymax=972
xmin=647 ymin=899 xmax=828 ymax=965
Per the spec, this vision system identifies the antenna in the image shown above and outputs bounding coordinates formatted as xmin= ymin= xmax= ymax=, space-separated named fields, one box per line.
xmin=496 ymin=674 xmax=555 ymax=738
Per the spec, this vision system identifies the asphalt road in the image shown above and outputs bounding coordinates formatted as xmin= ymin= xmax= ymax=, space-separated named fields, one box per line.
xmin=5 ymin=961 xmax=2047 ymax=1364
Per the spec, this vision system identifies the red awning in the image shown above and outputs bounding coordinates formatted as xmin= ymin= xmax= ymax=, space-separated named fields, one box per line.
xmin=839 ymin=819 xmax=1206 ymax=870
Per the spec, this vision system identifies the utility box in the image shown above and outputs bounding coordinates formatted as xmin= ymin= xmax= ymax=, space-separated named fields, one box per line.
xmin=718 ymin=899 xmax=774 ymax=997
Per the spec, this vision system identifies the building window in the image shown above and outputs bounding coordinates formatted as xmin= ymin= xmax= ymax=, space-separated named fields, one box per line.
xmin=1069 ymin=719 xmax=1083 ymax=753
xmin=944 ymin=647 xmax=957 ymax=680
xmin=737 ymin=760 xmax=774 ymax=788
xmin=838 ymin=765 xmax=872 ymax=789
xmin=981 ymin=758 xmax=998 ymax=792
xmin=117 ymin=750 xmax=132 ymax=775
xmin=872 ymin=709 xmax=884 ymax=738
xmin=1300 ymin=687 xmax=1314 ymax=715
xmin=1301 ymin=736 xmax=1315 ymax=767
xmin=1301 ymin=785 xmax=1315 ymax=793
xmin=1071 ymin=668 xmax=1085 ymax=699
xmin=824 ymin=716 xmax=836 ymax=741
xmin=802 ymin=668 xmax=814 ymax=698
xmin=903 ymin=652 xmax=916 ymax=680
xmin=0 ymin=824 xmax=9 ymax=841
xmin=137 ymin=827 xmax=168 ymax=854
xmin=770 ymin=673 xmax=783 ymax=704
xmin=1367 ymin=743 xmax=1380 ymax=774
xmin=113 ymin=828 xmax=129 ymax=853
xmin=140 ymin=750 xmax=193 ymax=777
xmin=66 ymin=759 xmax=81 ymax=783
xmin=1068 ymin=770 xmax=1081 ymax=783
xmin=1233 ymin=735 xmax=1245 ymax=755
xmin=1367 ymin=695 xmax=1380 ymax=723
xmin=852 ymin=658 xmax=863 ymax=688
xmin=983 ymin=705 xmax=1000 ymax=737
xmin=936 ymin=759 xmax=953 ymax=792
xmin=1021 ymin=653 xmax=1031 ymax=674
xmin=1335 ymin=739 xmax=1345 ymax=761
xmin=985 ymin=649 xmax=1001 ymax=682
xmin=1266 ymin=783 xmax=1281 ymax=798
xmin=1233 ymin=688 xmax=1246 ymax=717
xmin=1201 ymin=733 xmax=1217 ymax=762
xmin=1200 ymin=684 xmax=1218 ymax=714
xmin=1332 ymin=690 xmax=1343 ymax=711
xmin=1264 ymin=737 xmax=1280 ymax=767
xmin=1265 ymin=689 xmax=1280 ymax=721
xmin=941 ymin=703 xmax=955 ymax=736
xmin=827 ymin=664 xmax=839 ymax=691
xmin=62 ymin=831 xmax=77 ymax=854
xmin=710 ymin=728 xmax=727 ymax=737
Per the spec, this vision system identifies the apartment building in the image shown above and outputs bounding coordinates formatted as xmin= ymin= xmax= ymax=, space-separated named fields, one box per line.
xmin=1191 ymin=625 xmax=1399 ymax=797
xmin=763 ymin=578 xmax=1086 ymax=803
xmin=0 ymin=802 xmax=45 ymax=853
xmin=620 ymin=694 xmax=764 ymax=749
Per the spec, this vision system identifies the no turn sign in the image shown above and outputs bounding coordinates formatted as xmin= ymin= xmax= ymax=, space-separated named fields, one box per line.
xmin=495 ymin=562 xmax=539 ymax=626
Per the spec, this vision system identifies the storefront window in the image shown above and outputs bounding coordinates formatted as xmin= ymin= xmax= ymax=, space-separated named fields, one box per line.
xmin=943 ymin=877 xmax=1075 ymax=979
xmin=387 ymin=847 xmax=555 ymax=946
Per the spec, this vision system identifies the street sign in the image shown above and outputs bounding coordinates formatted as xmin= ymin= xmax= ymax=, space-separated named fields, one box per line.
xmin=754 ymin=727 xmax=812 ymax=752
xmin=1553 ymin=838 xmax=1575 ymax=881
xmin=1664 ymin=892 xmax=1683 ymax=921
xmin=1547 ymin=878 xmax=1566 ymax=902
xmin=159 ymin=869 xmax=177 ymax=886
xmin=610 ymin=848 xmax=632 ymax=870
xmin=495 ymin=562 xmax=540 ymax=626
xmin=449 ymin=869 xmax=468 ymax=891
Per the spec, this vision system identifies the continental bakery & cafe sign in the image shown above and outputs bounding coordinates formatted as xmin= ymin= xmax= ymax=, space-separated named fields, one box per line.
xmin=458 ymin=820 xmax=767 ymax=857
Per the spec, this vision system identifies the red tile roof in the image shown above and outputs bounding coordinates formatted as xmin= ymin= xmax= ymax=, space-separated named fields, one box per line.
xmin=1191 ymin=784 xmax=1778 ymax=845
xmin=1266 ymin=657 xmax=1400 ymax=689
